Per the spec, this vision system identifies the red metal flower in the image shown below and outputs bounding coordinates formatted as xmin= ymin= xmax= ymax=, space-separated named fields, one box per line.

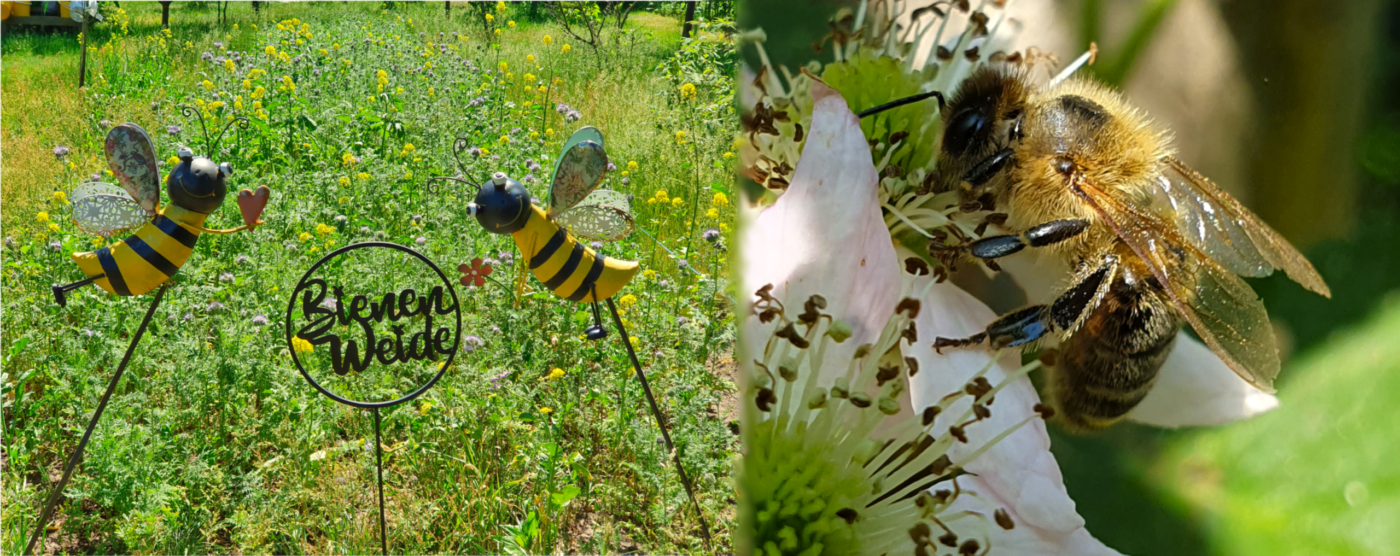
xmin=458 ymin=258 xmax=493 ymax=288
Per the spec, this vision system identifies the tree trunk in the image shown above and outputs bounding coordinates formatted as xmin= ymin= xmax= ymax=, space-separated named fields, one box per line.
xmin=160 ymin=1 xmax=171 ymax=28
xmin=78 ymin=18 xmax=89 ymax=87
xmin=682 ymin=1 xmax=697 ymax=38
xmin=252 ymin=1 xmax=260 ymax=15
xmin=444 ymin=0 xmax=450 ymax=18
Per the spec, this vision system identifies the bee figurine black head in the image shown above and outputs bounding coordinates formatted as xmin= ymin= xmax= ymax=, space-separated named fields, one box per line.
xmin=470 ymin=172 xmax=531 ymax=235
xmin=166 ymin=147 xmax=233 ymax=215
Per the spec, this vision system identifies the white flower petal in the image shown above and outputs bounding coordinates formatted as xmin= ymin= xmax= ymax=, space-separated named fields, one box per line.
xmin=900 ymin=250 xmax=1120 ymax=554
xmin=1127 ymin=330 xmax=1279 ymax=427
xmin=741 ymin=79 xmax=901 ymax=387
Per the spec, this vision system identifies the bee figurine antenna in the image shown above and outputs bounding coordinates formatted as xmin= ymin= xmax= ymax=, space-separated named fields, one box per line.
xmin=178 ymin=104 xmax=249 ymax=156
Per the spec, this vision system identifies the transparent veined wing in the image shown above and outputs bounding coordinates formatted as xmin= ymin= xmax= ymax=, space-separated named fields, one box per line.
xmin=71 ymin=182 xmax=150 ymax=237
xmin=1153 ymin=156 xmax=1330 ymax=297
xmin=549 ymin=126 xmax=607 ymax=217
xmin=555 ymin=189 xmax=635 ymax=242
xmin=105 ymin=123 xmax=161 ymax=216
xmin=1073 ymin=174 xmax=1281 ymax=392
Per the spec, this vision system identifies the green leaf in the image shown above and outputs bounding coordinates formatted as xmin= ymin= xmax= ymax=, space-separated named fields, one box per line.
xmin=549 ymin=485 xmax=581 ymax=507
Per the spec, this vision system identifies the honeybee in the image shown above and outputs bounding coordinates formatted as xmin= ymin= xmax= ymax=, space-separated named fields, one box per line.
xmin=926 ymin=65 xmax=1331 ymax=431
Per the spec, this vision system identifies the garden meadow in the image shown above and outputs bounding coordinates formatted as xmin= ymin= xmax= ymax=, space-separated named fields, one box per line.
xmin=1 ymin=2 xmax=738 ymax=554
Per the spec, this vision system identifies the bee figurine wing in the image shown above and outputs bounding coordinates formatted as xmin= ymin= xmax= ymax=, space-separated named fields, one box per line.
xmin=105 ymin=123 xmax=161 ymax=216
xmin=548 ymin=127 xmax=608 ymax=218
xmin=70 ymin=182 xmax=151 ymax=237
xmin=555 ymin=189 xmax=635 ymax=242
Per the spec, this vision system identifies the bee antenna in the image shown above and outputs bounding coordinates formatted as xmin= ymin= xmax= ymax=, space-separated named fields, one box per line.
xmin=209 ymin=116 xmax=250 ymax=155
xmin=857 ymin=90 xmax=947 ymax=118
xmin=450 ymin=136 xmax=476 ymax=176
xmin=426 ymin=175 xmax=480 ymax=195
xmin=178 ymin=104 xmax=213 ymax=156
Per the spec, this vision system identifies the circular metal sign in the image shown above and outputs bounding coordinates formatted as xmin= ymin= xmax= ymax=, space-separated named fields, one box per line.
xmin=285 ymin=242 xmax=461 ymax=409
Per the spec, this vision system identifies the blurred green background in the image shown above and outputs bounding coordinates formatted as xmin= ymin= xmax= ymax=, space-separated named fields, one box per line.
xmin=739 ymin=0 xmax=1400 ymax=554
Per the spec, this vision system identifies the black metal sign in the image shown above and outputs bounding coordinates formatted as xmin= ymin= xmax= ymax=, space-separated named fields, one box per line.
xmin=284 ymin=241 xmax=461 ymax=554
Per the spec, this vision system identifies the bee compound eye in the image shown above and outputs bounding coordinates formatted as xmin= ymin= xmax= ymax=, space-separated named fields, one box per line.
xmin=942 ymin=108 xmax=990 ymax=156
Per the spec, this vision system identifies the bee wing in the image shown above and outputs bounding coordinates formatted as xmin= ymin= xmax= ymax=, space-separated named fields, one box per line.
xmin=1074 ymin=175 xmax=1282 ymax=392
xmin=1155 ymin=157 xmax=1330 ymax=297
xmin=104 ymin=123 xmax=162 ymax=216
xmin=555 ymin=189 xmax=635 ymax=242
xmin=549 ymin=127 xmax=608 ymax=218
xmin=71 ymin=182 xmax=151 ymax=237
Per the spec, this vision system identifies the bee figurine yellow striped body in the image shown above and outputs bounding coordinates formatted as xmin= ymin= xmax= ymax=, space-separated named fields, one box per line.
xmin=53 ymin=124 xmax=265 ymax=306
xmin=71 ymin=204 xmax=209 ymax=297
xmin=514 ymin=203 xmax=638 ymax=303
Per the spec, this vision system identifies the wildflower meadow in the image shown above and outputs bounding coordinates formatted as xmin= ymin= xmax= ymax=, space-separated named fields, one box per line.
xmin=1 ymin=2 xmax=738 ymax=554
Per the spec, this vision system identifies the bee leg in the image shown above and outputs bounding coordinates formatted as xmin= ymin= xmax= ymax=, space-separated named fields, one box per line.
xmin=934 ymin=255 xmax=1117 ymax=353
xmin=959 ymin=218 xmax=1090 ymax=265
xmin=51 ymin=274 xmax=106 ymax=307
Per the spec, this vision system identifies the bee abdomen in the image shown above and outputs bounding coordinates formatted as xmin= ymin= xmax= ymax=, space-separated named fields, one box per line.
xmin=1050 ymin=284 xmax=1178 ymax=432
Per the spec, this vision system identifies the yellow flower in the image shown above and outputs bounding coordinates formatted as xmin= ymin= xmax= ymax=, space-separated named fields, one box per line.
xmin=529 ymin=131 xmax=540 ymax=140
xmin=723 ymin=151 xmax=735 ymax=159
xmin=675 ymin=130 xmax=688 ymax=145
xmin=671 ymin=197 xmax=684 ymax=208
xmin=53 ymin=191 xmax=68 ymax=204
xmin=627 ymin=160 xmax=639 ymax=172
xmin=498 ymin=135 xmax=510 ymax=144
xmin=265 ymin=45 xmax=276 ymax=56
xmin=251 ymin=86 xmax=266 ymax=99
xmin=619 ymin=294 xmax=638 ymax=308
xmin=712 ymin=192 xmax=729 ymax=207
xmin=485 ymin=13 xmax=494 ymax=22
xmin=654 ymin=190 xmax=669 ymax=200
xmin=404 ymin=171 xmax=413 ymax=180
xmin=338 ymin=196 xmax=349 ymax=204
xmin=167 ymin=155 xmax=180 ymax=166
xmin=202 ymin=79 xmax=215 ymax=91
xmin=540 ymin=406 xmax=553 ymax=415
xmin=316 ymin=223 xmax=335 ymax=236
xmin=318 ymin=48 xmax=327 ymax=56
xmin=561 ymin=44 xmax=571 ymax=54
xmin=299 ymin=232 xmax=313 ymax=242
xmin=523 ymin=73 xmax=535 ymax=83
xmin=548 ymin=368 xmax=565 ymax=380
xmin=680 ymin=82 xmax=697 ymax=100
xmin=545 ymin=128 xmax=554 ymax=138
xmin=338 ymin=176 xmax=351 ymax=187
xmin=496 ymin=0 xmax=506 ymax=12
xmin=36 ymin=212 xmax=50 ymax=223
xmin=343 ymin=152 xmax=357 ymax=166
xmin=526 ymin=54 xmax=535 ymax=64
xmin=507 ymin=20 xmax=515 ymax=28
xmin=707 ymin=208 xmax=719 ymax=219
xmin=495 ymin=28 xmax=503 ymax=37
xmin=401 ymin=143 xmax=415 ymax=155
xmin=291 ymin=336 xmax=313 ymax=353
xmin=208 ymin=101 xmax=225 ymax=110
xmin=358 ymin=172 xmax=370 ymax=181
xmin=224 ymin=59 xmax=236 ymax=72
xmin=48 ymin=223 xmax=61 ymax=232
xmin=642 ymin=269 xmax=657 ymax=279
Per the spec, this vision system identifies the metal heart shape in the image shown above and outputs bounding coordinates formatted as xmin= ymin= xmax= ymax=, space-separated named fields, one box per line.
xmin=236 ymin=185 xmax=270 ymax=229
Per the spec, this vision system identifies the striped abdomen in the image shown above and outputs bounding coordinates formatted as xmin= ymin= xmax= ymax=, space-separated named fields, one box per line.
xmin=1050 ymin=263 xmax=1180 ymax=431
xmin=72 ymin=204 xmax=207 ymax=296
xmin=512 ymin=205 xmax=638 ymax=303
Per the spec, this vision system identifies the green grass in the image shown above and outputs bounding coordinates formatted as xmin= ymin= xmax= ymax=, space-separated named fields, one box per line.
xmin=1 ymin=2 xmax=738 ymax=554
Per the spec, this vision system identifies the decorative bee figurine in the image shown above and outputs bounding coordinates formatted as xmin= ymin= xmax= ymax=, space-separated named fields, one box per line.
xmin=438 ymin=127 xmax=639 ymax=338
xmin=51 ymin=122 xmax=269 ymax=306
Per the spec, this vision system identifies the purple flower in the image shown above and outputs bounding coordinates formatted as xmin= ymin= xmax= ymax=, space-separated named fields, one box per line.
xmin=489 ymin=369 xmax=510 ymax=389
xmin=463 ymin=335 xmax=484 ymax=353
xmin=677 ymin=259 xmax=689 ymax=269
xmin=359 ymin=226 xmax=370 ymax=234
xmin=565 ymin=110 xmax=581 ymax=123
xmin=621 ymin=177 xmax=630 ymax=185
xmin=90 ymin=173 xmax=102 ymax=181
xmin=555 ymin=103 xmax=570 ymax=114
xmin=659 ymin=280 xmax=670 ymax=289
xmin=219 ymin=272 xmax=235 ymax=282
xmin=676 ymin=316 xmax=689 ymax=326
xmin=201 ymin=51 xmax=213 ymax=61
xmin=522 ymin=174 xmax=536 ymax=183
xmin=606 ymin=162 xmax=617 ymax=172
xmin=167 ymin=125 xmax=182 ymax=135
xmin=214 ymin=56 xmax=226 ymax=65
xmin=49 ymin=240 xmax=63 ymax=251
xmin=321 ymin=298 xmax=339 ymax=311
xmin=252 ymin=315 xmax=270 ymax=326
xmin=527 ymin=161 xmax=542 ymax=173
xmin=99 ymin=119 xmax=111 ymax=128
xmin=499 ymin=252 xmax=514 ymax=266
xmin=490 ymin=325 xmax=501 ymax=333
xmin=82 ymin=328 xmax=99 ymax=337
xmin=206 ymin=301 xmax=226 ymax=312
xmin=53 ymin=145 xmax=70 ymax=159
xmin=213 ymin=41 xmax=224 ymax=49
xmin=510 ymin=127 xmax=522 ymax=135
xmin=491 ymin=155 xmax=500 ymax=162
xmin=702 ymin=228 xmax=721 ymax=243
xmin=235 ymin=254 xmax=250 ymax=265
xmin=415 ymin=236 xmax=427 ymax=245
xmin=590 ymin=241 xmax=603 ymax=250
xmin=467 ymin=147 xmax=482 ymax=157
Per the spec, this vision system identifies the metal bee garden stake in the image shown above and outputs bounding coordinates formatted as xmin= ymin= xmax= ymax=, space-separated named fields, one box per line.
xmin=27 ymin=113 xmax=268 ymax=556
xmin=432 ymin=127 xmax=712 ymax=547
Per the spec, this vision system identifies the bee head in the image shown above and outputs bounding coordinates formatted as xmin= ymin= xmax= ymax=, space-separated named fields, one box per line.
xmin=166 ymin=147 xmax=231 ymax=214
xmin=470 ymin=172 xmax=531 ymax=234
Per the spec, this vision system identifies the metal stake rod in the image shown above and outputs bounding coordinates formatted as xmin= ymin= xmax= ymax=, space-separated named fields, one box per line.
xmin=605 ymin=298 xmax=713 ymax=551
xmin=25 ymin=284 xmax=168 ymax=556
xmin=373 ymin=407 xmax=388 ymax=556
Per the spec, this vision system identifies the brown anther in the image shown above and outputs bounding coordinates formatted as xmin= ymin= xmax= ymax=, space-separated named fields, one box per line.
xmin=930 ymin=454 xmax=953 ymax=475
xmin=896 ymin=297 xmax=922 ymax=318
xmin=854 ymin=344 xmax=872 ymax=358
xmin=959 ymin=539 xmax=981 ymax=555
xmin=906 ymin=356 xmax=920 ymax=377
xmin=1038 ymin=348 xmax=1059 ymax=367
xmin=937 ymin=46 xmax=954 ymax=61
xmin=954 ymin=0 xmax=970 ymax=12
xmin=922 ymin=405 xmax=941 ymax=426
xmin=973 ymin=404 xmax=991 ymax=420
xmin=1034 ymin=403 xmax=1056 ymax=420
xmin=977 ymin=192 xmax=997 ymax=211
xmin=965 ymin=376 xmax=993 ymax=398
xmin=1007 ymin=51 xmax=1023 ymax=64
xmin=836 ymin=508 xmax=858 ymax=524
xmin=933 ymin=266 xmax=949 ymax=283
xmin=882 ymin=163 xmax=904 ymax=179
xmin=794 ymin=123 xmax=804 ymax=142
xmin=970 ymin=11 xmax=989 ymax=36
xmin=755 ymin=388 xmax=776 ymax=412
xmin=949 ymin=425 xmax=968 ymax=443
xmin=774 ymin=323 xmax=810 ymax=348
xmin=757 ymin=308 xmax=779 ymax=323
xmin=990 ymin=51 xmax=1007 ymax=64
xmin=994 ymin=508 xmax=1015 ymax=530
xmin=964 ymin=46 xmax=980 ymax=61
xmin=909 ymin=522 xmax=932 ymax=543
xmin=849 ymin=394 xmax=872 ymax=408
xmin=890 ymin=131 xmax=909 ymax=144
xmin=939 ymin=532 xmax=959 ymax=547
xmin=876 ymin=364 xmax=899 ymax=387
xmin=905 ymin=257 xmax=931 ymax=276
xmin=959 ymin=200 xmax=982 ymax=213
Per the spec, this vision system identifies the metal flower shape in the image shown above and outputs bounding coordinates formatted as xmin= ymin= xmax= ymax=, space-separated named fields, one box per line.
xmin=458 ymin=258 xmax=493 ymax=288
